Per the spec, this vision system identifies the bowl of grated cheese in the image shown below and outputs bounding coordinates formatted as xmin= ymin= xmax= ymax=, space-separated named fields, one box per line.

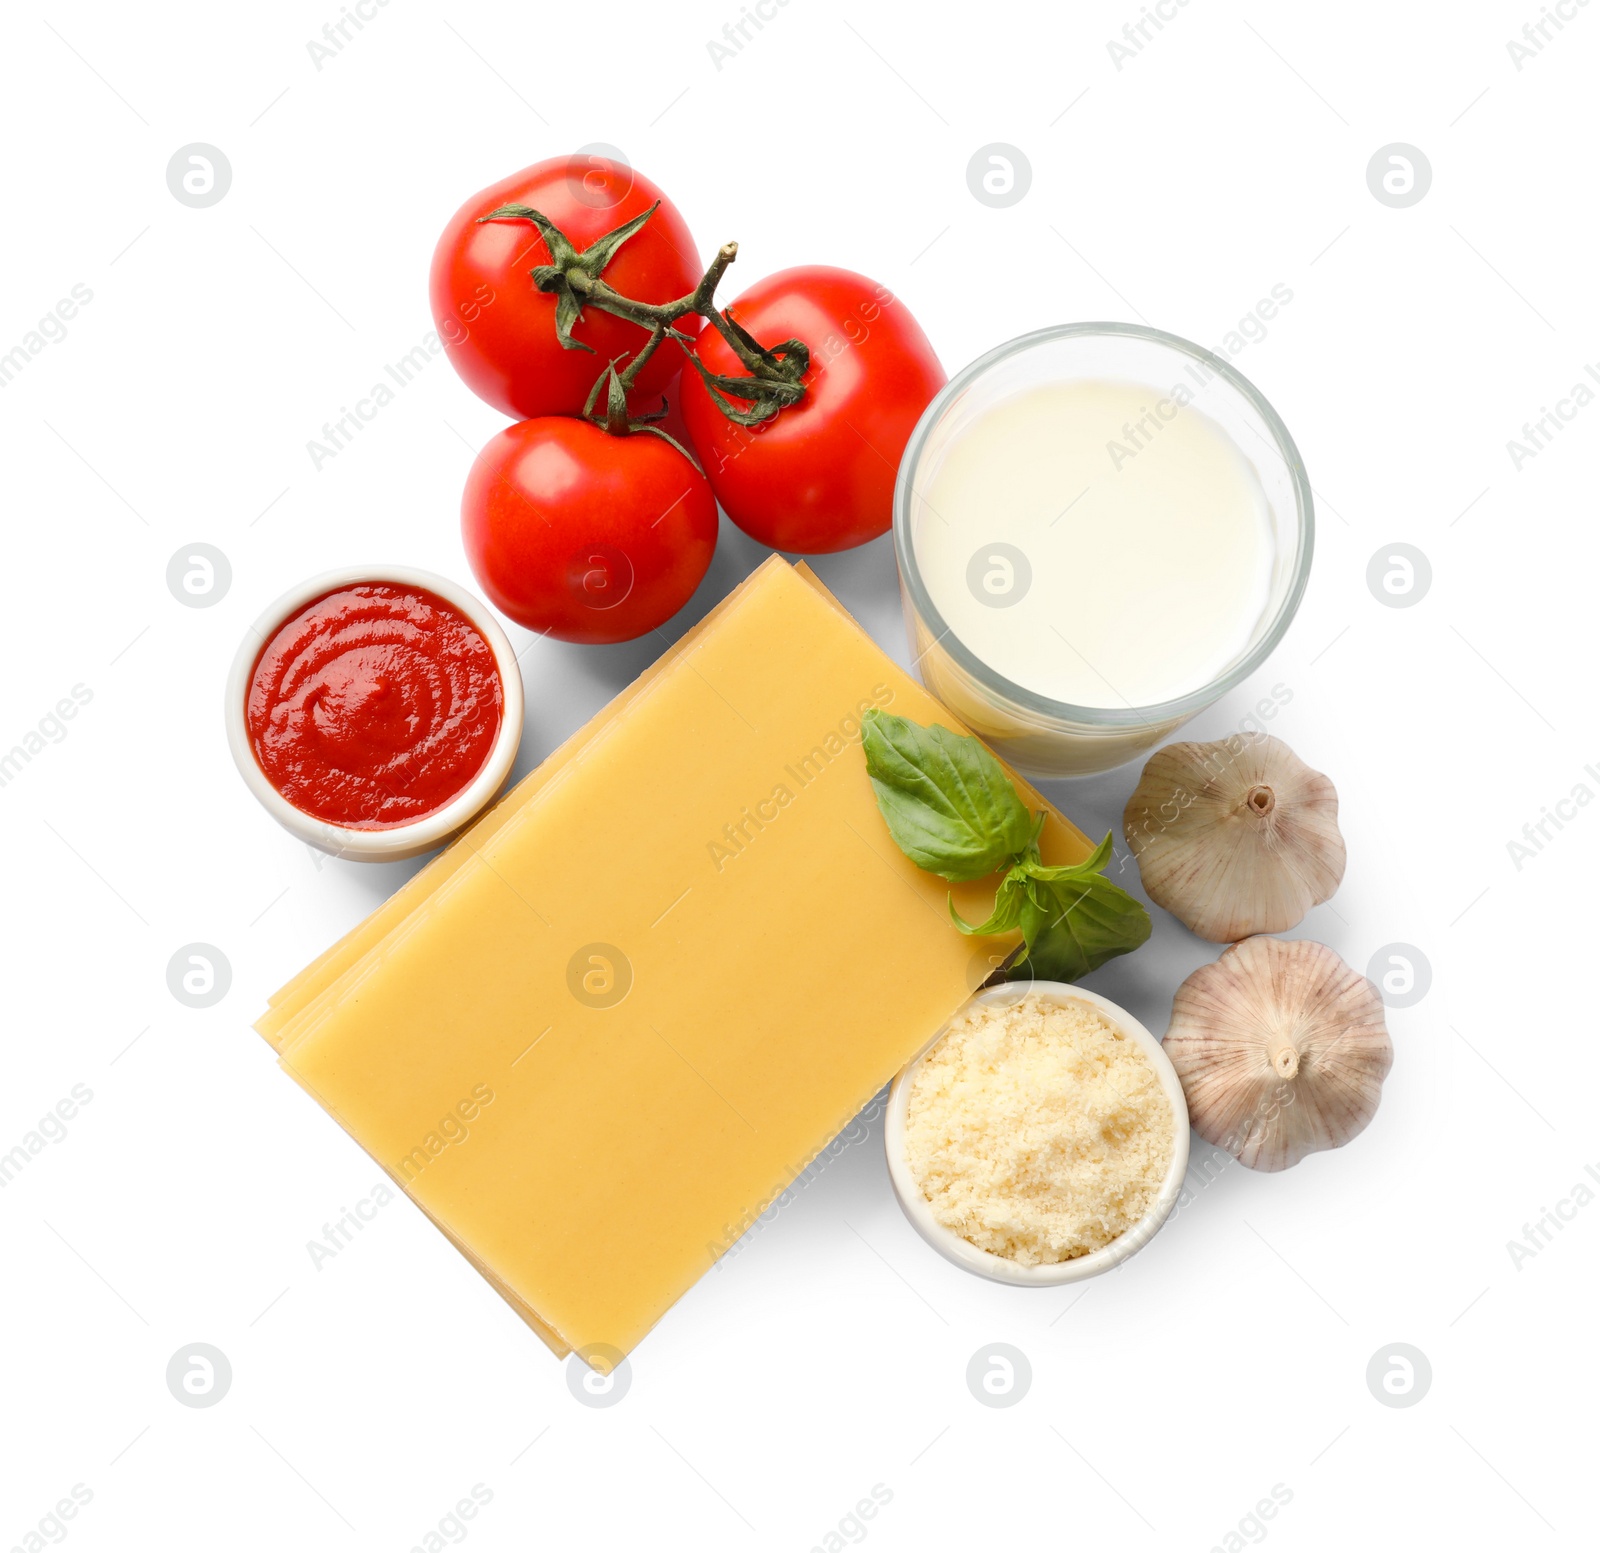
xmin=885 ymin=983 xmax=1190 ymax=1286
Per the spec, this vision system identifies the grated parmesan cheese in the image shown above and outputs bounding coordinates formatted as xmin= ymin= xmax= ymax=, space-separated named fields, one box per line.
xmin=903 ymin=993 xmax=1176 ymax=1265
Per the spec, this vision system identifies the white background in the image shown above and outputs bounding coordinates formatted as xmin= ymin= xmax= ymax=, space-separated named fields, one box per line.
xmin=1 ymin=1 xmax=1594 ymax=1548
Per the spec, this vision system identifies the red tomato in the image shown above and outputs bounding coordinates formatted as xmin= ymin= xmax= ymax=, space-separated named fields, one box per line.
xmin=431 ymin=155 xmax=702 ymax=421
xmin=680 ymin=267 xmax=945 ymax=553
xmin=461 ymin=419 xmax=717 ymax=644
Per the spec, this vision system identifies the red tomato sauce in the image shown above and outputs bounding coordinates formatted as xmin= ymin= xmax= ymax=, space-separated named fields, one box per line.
xmin=246 ymin=583 xmax=503 ymax=829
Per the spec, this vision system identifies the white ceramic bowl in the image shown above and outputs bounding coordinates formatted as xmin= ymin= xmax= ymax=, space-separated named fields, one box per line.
xmin=885 ymin=981 xmax=1190 ymax=1286
xmin=225 ymin=565 xmax=524 ymax=862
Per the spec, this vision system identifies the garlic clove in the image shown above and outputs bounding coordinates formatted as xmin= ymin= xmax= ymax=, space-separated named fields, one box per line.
xmin=1122 ymin=733 xmax=1346 ymax=943
xmin=1163 ymin=936 xmax=1392 ymax=1172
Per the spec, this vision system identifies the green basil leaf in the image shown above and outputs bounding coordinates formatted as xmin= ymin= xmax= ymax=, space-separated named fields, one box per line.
xmin=1021 ymin=829 xmax=1114 ymax=882
xmin=1012 ymin=835 xmax=1152 ymax=983
xmin=949 ymin=874 xmax=1026 ymax=936
xmin=861 ymin=709 xmax=1034 ymax=882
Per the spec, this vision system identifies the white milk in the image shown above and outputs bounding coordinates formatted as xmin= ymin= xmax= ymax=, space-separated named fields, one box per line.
xmin=912 ymin=379 xmax=1276 ymax=710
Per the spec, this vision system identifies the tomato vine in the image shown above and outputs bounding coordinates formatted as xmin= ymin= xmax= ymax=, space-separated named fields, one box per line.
xmin=479 ymin=200 xmax=812 ymax=456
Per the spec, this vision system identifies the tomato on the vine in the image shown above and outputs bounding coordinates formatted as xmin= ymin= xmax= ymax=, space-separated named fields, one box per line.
xmin=679 ymin=267 xmax=945 ymax=554
xmin=431 ymin=155 xmax=702 ymax=422
xmin=461 ymin=418 xmax=717 ymax=645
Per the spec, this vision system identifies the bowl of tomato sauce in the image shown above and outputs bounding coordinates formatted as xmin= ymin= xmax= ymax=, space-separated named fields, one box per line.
xmin=225 ymin=566 xmax=524 ymax=861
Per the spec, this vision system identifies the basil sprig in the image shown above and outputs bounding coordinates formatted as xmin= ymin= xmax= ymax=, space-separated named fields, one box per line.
xmin=861 ymin=710 xmax=1150 ymax=983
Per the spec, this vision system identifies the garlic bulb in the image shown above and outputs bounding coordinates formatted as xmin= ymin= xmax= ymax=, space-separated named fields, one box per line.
xmin=1122 ymin=734 xmax=1345 ymax=942
xmin=1164 ymin=936 xmax=1392 ymax=1172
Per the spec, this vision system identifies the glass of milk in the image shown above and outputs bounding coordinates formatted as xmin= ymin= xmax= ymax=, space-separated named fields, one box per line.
xmin=893 ymin=323 xmax=1313 ymax=777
